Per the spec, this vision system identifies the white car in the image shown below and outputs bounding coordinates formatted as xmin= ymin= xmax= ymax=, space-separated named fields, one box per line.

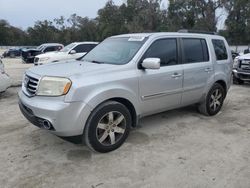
xmin=34 ymin=42 xmax=98 ymax=65
xmin=0 ymin=59 xmax=11 ymax=92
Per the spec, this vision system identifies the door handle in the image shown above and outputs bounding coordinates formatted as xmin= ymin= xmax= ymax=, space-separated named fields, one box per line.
xmin=205 ymin=68 xmax=213 ymax=72
xmin=171 ymin=73 xmax=182 ymax=78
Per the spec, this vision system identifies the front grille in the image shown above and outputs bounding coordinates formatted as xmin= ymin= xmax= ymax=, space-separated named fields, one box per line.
xmin=239 ymin=60 xmax=250 ymax=70
xmin=24 ymin=74 xmax=39 ymax=96
xmin=239 ymin=74 xmax=250 ymax=80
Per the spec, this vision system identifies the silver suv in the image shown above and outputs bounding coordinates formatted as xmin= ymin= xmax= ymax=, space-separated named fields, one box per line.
xmin=19 ymin=32 xmax=232 ymax=152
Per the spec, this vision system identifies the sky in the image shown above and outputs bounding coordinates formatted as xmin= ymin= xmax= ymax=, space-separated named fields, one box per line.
xmin=0 ymin=0 xmax=225 ymax=30
xmin=0 ymin=0 xmax=124 ymax=29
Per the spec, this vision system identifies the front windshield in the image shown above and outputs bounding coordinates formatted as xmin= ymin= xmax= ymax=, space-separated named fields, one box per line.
xmin=82 ymin=37 xmax=147 ymax=65
xmin=60 ymin=43 xmax=76 ymax=52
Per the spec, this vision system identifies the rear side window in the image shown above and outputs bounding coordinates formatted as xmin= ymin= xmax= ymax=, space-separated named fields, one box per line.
xmin=44 ymin=46 xmax=56 ymax=53
xmin=183 ymin=38 xmax=209 ymax=63
xmin=212 ymin=39 xmax=228 ymax=60
xmin=143 ymin=38 xmax=178 ymax=66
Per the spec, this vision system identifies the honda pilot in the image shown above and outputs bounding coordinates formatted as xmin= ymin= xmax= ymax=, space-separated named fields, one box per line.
xmin=19 ymin=32 xmax=232 ymax=153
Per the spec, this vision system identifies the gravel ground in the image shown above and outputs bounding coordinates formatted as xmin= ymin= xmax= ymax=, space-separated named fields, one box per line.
xmin=0 ymin=56 xmax=249 ymax=188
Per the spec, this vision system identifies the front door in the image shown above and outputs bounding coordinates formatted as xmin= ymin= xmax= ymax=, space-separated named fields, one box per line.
xmin=139 ymin=38 xmax=183 ymax=115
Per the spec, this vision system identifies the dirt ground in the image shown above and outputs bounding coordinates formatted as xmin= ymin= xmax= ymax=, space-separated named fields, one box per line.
xmin=0 ymin=56 xmax=250 ymax=188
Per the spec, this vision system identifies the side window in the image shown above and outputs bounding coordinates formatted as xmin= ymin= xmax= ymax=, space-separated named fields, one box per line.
xmin=73 ymin=44 xmax=96 ymax=53
xmin=44 ymin=46 xmax=56 ymax=53
xmin=57 ymin=46 xmax=63 ymax=51
xmin=183 ymin=38 xmax=209 ymax=63
xmin=143 ymin=38 xmax=178 ymax=66
xmin=212 ymin=39 xmax=228 ymax=60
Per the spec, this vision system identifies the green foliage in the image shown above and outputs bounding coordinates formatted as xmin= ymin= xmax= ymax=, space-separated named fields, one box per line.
xmin=224 ymin=0 xmax=250 ymax=45
xmin=0 ymin=0 xmax=249 ymax=46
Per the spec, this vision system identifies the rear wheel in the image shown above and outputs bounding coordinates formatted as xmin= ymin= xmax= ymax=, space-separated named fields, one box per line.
xmin=198 ymin=83 xmax=225 ymax=116
xmin=84 ymin=101 xmax=131 ymax=153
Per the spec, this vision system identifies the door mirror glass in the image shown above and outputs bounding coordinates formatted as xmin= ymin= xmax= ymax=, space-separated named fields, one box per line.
xmin=141 ymin=58 xmax=160 ymax=69
xmin=69 ymin=50 xmax=76 ymax=54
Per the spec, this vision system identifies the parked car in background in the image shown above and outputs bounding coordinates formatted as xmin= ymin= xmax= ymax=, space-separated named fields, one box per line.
xmin=233 ymin=53 xmax=250 ymax=84
xmin=21 ymin=43 xmax=64 ymax=64
xmin=0 ymin=58 xmax=11 ymax=93
xmin=19 ymin=32 xmax=232 ymax=153
xmin=243 ymin=48 xmax=250 ymax=54
xmin=34 ymin=42 xmax=98 ymax=66
xmin=2 ymin=47 xmax=22 ymax=58
xmin=231 ymin=50 xmax=239 ymax=60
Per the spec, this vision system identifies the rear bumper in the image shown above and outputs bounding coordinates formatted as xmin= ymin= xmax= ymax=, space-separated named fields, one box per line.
xmin=18 ymin=91 xmax=93 ymax=137
xmin=233 ymin=69 xmax=250 ymax=81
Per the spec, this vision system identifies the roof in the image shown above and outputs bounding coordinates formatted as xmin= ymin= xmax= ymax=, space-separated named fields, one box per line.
xmin=111 ymin=32 xmax=225 ymax=40
xmin=41 ymin=43 xmax=64 ymax=46
xmin=73 ymin=42 xmax=99 ymax=45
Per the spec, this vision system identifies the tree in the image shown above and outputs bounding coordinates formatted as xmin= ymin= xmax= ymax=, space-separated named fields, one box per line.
xmin=27 ymin=20 xmax=60 ymax=45
xmin=224 ymin=0 xmax=250 ymax=45
xmin=0 ymin=19 xmax=27 ymax=45
xmin=167 ymin=0 xmax=227 ymax=32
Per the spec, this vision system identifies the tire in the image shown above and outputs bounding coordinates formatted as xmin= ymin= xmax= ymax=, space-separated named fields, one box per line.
xmin=84 ymin=101 xmax=131 ymax=153
xmin=233 ymin=75 xmax=244 ymax=85
xmin=198 ymin=83 xmax=225 ymax=116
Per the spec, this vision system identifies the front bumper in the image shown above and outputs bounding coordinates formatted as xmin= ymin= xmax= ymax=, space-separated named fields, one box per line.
xmin=232 ymin=69 xmax=250 ymax=81
xmin=18 ymin=91 xmax=92 ymax=137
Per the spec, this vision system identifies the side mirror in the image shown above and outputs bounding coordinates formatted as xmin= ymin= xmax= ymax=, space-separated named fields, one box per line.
xmin=69 ymin=50 xmax=76 ymax=55
xmin=141 ymin=58 xmax=160 ymax=70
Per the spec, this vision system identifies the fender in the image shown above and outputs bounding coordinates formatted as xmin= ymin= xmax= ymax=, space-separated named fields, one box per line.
xmin=84 ymin=87 xmax=140 ymax=115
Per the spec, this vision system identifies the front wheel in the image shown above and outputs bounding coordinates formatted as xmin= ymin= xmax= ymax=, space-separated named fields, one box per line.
xmin=84 ymin=101 xmax=131 ymax=153
xmin=198 ymin=83 xmax=225 ymax=116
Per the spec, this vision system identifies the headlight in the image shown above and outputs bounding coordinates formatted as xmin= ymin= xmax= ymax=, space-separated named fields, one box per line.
xmin=39 ymin=57 xmax=50 ymax=62
xmin=37 ymin=77 xmax=72 ymax=96
xmin=233 ymin=59 xmax=239 ymax=69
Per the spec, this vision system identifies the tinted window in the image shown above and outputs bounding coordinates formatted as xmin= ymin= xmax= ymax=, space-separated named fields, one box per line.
xmin=143 ymin=38 xmax=178 ymax=66
xmin=212 ymin=39 xmax=228 ymax=60
xmin=44 ymin=46 xmax=56 ymax=53
xmin=73 ymin=44 xmax=97 ymax=53
xmin=183 ymin=38 xmax=209 ymax=63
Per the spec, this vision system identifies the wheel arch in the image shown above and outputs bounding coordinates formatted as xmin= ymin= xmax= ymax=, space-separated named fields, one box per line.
xmin=107 ymin=97 xmax=138 ymax=128
xmin=88 ymin=97 xmax=138 ymax=128
xmin=78 ymin=88 xmax=140 ymax=128
xmin=214 ymin=79 xmax=227 ymax=95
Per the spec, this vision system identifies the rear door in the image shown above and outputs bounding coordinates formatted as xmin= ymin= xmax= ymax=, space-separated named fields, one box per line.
xmin=139 ymin=38 xmax=183 ymax=115
xmin=181 ymin=38 xmax=214 ymax=105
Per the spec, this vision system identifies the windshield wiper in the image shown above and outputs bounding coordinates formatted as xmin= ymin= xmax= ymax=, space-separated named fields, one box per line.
xmin=89 ymin=60 xmax=105 ymax=64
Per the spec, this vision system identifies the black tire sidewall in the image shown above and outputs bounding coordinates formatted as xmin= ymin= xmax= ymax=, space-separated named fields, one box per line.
xmin=84 ymin=101 xmax=131 ymax=153
xmin=206 ymin=83 xmax=225 ymax=116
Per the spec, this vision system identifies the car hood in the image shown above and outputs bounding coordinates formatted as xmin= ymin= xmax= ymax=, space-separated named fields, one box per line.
xmin=27 ymin=60 xmax=120 ymax=78
xmin=36 ymin=51 xmax=66 ymax=58
xmin=238 ymin=53 xmax=250 ymax=60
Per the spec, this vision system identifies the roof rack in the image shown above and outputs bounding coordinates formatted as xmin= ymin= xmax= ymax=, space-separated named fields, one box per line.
xmin=178 ymin=29 xmax=217 ymax=35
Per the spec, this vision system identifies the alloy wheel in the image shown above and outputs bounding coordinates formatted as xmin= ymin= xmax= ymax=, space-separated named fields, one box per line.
xmin=209 ymin=89 xmax=223 ymax=112
xmin=96 ymin=111 xmax=126 ymax=146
